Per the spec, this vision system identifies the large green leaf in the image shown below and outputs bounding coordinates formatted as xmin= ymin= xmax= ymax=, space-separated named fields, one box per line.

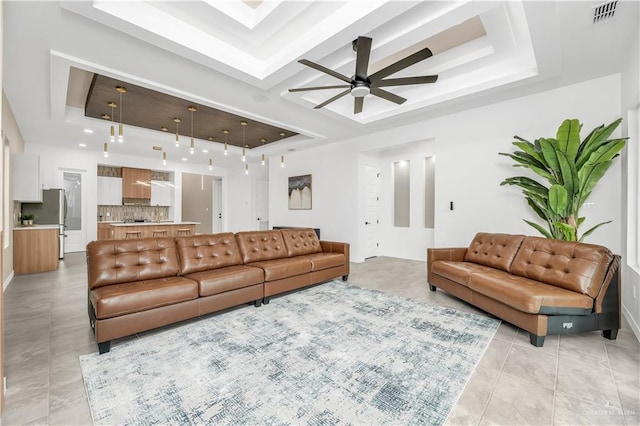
xmin=553 ymin=222 xmax=577 ymax=241
xmin=526 ymin=196 xmax=552 ymax=221
xmin=579 ymin=221 xmax=612 ymax=242
xmin=548 ymin=184 xmax=568 ymax=216
xmin=578 ymin=160 xmax=612 ymax=205
xmin=501 ymin=176 xmax=549 ymax=194
xmin=524 ymin=219 xmax=553 ymax=239
xmin=539 ymin=138 xmax=560 ymax=179
xmin=556 ymin=151 xmax=577 ymax=213
xmin=583 ymin=139 xmax=627 ymax=167
xmin=556 ymin=119 xmax=581 ymax=161
xmin=512 ymin=141 xmax=547 ymax=166
xmin=577 ymin=118 xmax=623 ymax=165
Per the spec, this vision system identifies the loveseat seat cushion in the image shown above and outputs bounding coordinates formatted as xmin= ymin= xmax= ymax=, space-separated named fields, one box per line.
xmin=281 ymin=229 xmax=322 ymax=257
xmin=236 ymin=231 xmax=288 ymax=264
xmin=510 ymin=236 xmax=614 ymax=298
xmin=431 ymin=261 xmax=500 ymax=286
xmin=176 ymin=233 xmax=243 ymax=275
xmin=463 ymin=233 xmax=525 ymax=272
xmin=468 ymin=270 xmax=594 ymax=314
xmin=248 ymin=258 xmax=312 ymax=281
xmin=296 ymin=252 xmax=346 ymax=271
xmin=90 ymin=276 xmax=198 ymax=319
xmin=87 ymin=237 xmax=180 ymax=290
xmin=184 ymin=265 xmax=264 ymax=297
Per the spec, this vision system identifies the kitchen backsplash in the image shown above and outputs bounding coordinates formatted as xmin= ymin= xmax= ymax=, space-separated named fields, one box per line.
xmin=98 ymin=205 xmax=171 ymax=222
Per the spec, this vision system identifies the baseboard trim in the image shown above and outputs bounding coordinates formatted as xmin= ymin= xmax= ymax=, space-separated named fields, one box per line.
xmin=3 ymin=271 xmax=14 ymax=292
xmin=622 ymin=306 xmax=640 ymax=343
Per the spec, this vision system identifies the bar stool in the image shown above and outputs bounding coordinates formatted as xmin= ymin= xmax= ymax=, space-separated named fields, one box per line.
xmin=176 ymin=228 xmax=192 ymax=236
xmin=152 ymin=230 xmax=168 ymax=237
xmin=125 ymin=231 xmax=142 ymax=239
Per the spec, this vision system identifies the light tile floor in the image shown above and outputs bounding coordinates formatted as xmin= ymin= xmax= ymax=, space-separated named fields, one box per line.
xmin=1 ymin=254 xmax=638 ymax=425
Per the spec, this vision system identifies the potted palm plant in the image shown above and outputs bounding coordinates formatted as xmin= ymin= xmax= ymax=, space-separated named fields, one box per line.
xmin=500 ymin=118 xmax=627 ymax=241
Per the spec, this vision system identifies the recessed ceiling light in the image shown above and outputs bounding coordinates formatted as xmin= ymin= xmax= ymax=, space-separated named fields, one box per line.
xmin=83 ymin=129 xmax=94 ymax=134
xmin=78 ymin=143 xmax=87 ymax=148
xmin=182 ymin=157 xmax=188 ymax=161
xmin=202 ymin=149 xmax=208 ymax=153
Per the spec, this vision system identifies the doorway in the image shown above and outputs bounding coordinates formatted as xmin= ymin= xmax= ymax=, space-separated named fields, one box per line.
xmin=364 ymin=165 xmax=380 ymax=259
xmin=182 ymin=173 xmax=215 ymax=234
xmin=59 ymin=169 xmax=87 ymax=253
xmin=255 ymin=179 xmax=269 ymax=230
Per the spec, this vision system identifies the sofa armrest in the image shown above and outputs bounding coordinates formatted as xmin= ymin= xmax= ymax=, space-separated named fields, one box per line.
xmin=427 ymin=247 xmax=467 ymax=284
xmin=320 ymin=241 xmax=350 ymax=259
xmin=593 ymin=255 xmax=621 ymax=315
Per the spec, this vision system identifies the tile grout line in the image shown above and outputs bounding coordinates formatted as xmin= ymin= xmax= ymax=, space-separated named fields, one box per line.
xmin=476 ymin=332 xmax=516 ymax=425
xmin=551 ymin=334 xmax=561 ymax=425
xmin=603 ymin=339 xmax=628 ymax=425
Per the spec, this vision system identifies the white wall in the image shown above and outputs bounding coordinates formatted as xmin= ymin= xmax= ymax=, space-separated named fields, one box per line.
xmin=270 ymin=74 xmax=624 ymax=264
xmin=25 ymin=142 xmax=264 ymax=243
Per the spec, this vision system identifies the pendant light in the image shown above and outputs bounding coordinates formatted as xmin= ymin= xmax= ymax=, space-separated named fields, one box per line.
xmin=223 ymin=130 xmax=229 ymax=155
xmin=245 ymin=163 xmax=249 ymax=175
xmin=108 ymin=102 xmax=117 ymax=143
xmin=162 ymin=151 xmax=167 ymax=165
xmin=209 ymin=158 xmax=213 ymax=171
xmin=174 ymin=118 xmax=181 ymax=147
xmin=188 ymin=106 xmax=196 ymax=154
xmin=280 ymin=132 xmax=286 ymax=167
xmin=240 ymin=121 xmax=247 ymax=162
xmin=116 ymin=86 xmax=126 ymax=143
xmin=103 ymin=142 xmax=109 ymax=158
xmin=260 ymin=138 xmax=266 ymax=166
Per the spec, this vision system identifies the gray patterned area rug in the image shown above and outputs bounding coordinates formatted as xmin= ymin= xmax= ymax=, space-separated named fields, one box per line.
xmin=80 ymin=281 xmax=499 ymax=425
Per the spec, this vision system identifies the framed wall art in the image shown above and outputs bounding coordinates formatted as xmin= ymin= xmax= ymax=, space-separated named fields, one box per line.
xmin=288 ymin=174 xmax=312 ymax=210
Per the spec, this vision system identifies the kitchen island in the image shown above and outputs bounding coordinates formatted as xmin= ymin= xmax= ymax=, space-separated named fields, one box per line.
xmin=97 ymin=222 xmax=199 ymax=240
xmin=14 ymin=225 xmax=59 ymax=274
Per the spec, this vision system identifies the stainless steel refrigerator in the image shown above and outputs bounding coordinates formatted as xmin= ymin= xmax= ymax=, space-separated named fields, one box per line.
xmin=22 ymin=189 xmax=68 ymax=259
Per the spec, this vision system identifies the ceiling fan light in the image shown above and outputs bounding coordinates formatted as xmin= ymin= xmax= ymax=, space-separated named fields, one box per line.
xmin=351 ymin=85 xmax=370 ymax=98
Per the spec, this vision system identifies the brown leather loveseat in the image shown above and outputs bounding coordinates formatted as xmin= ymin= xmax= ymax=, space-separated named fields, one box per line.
xmin=427 ymin=232 xmax=620 ymax=346
xmin=87 ymin=229 xmax=349 ymax=354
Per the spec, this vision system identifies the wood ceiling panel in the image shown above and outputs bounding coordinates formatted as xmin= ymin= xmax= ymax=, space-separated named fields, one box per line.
xmin=85 ymin=74 xmax=296 ymax=149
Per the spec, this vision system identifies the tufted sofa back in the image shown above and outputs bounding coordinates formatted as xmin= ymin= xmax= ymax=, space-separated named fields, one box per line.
xmin=464 ymin=232 xmax=525 ymax=272
xmin=281 ymin=229 xmax=322 ymax=257
xmin=235 ymin=230 xmax=287 ymax=264
xmin=175 ymin=233 xmax=243 ymax=275
xmin=510 ymin=236 xmax=614 ymax=297
xmin=86 ymin=237 xmax=179 ymax=290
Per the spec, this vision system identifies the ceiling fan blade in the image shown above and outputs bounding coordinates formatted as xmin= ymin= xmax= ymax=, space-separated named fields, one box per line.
xmin=289 ymin=85 xmax=351 ymax=92
xmin=314 ymin=89 xmax=351 ymax=109
xmin=354 ymin=36 xmax=372 ymax=80
xmin=354 ymin=97 xmax=364 ymax=114
xmin=374 ymin=75 xmax=438 ymax=87
xmin=299 ymin=59 xmax=352 ymax=84
xmin=369 ymin=47 xmax=433 ymax=83
xmin=370 ymin=87 xmax=406 ymax=105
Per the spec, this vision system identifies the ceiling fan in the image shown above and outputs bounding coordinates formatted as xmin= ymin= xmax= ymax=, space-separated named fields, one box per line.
xmin=289 ymin=36 xmax=438 ymax=114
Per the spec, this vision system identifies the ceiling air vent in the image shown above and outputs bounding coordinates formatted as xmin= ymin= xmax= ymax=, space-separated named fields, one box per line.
xmin=592 ymin=0 xmax=617 ymax=24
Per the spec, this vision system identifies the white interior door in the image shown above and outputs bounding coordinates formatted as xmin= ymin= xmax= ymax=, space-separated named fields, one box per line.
xmin=255 ymin=179 xmax=269 ymax=230
xmin=364 ymin=165 xmax=380 ymax=259
xmin=59 ymin=169 xmax=87 ymax=253
xmin=213 ymin=178 xmax=223 ymax=233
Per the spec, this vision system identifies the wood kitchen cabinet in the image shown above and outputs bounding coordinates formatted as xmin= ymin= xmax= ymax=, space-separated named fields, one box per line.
xmin=13 ymin=227 xmax=59 ymax=274
xmin=122 ymin=167 xmax=152 ymax=199
xmin=97 ymin=223 xmax=113 ymax=240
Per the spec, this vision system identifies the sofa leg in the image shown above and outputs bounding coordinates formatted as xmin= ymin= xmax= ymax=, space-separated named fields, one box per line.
xmin=529 ymin=334 xmax=545 ymax=347
xmin=263 ymin=297 xmax=270 ymax=305
xmin=602 ymin=329 xmax=619 ymax=340
xmin=254 ymin=299 xmax=262 ymax=308
xmin=98 ymin=341 xmax=111 ymax=354
xmin=342 ymin=275 xmax=349 ymax=281
xmin=429 ymin=284 xmax=437 ymax=292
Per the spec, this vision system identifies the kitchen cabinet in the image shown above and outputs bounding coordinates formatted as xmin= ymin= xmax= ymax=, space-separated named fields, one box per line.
xmin=122 ymin=167 xmax=151 ymax=199
xmin=14 ymin=227 xmax=59 ymax=274
xmin=108 ymin=222 xmax=196 ymax=239
xmin=97 ymin=223 xmax=113 ymax=240
xmin=12 ymin=154 xmax=42 ymax=202
xmin=150 ymin=181 xmax=172 ymax=206
xmin=97 ymin=176 xmax=123 ymax=205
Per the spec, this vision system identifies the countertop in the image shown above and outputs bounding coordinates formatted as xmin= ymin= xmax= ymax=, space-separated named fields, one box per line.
xmin=14 ymin=225 xmax=60 ymax=230
xmin=108 ymin=222 xmax=200 ymax=227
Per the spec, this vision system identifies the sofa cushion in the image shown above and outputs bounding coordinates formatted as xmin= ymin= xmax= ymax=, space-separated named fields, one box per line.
xmin=463 ymin=233 xmax=525 ymax=272
xmin=468 ymin=270 xmax=593 ymax=314
xmin=89 ymin=276 xmax=198 ymax=319
xmin=431 ymin=261 xmax=500 ymax=287
xmin=281 ymin=229 xmax=322 ymax=257
xmin=184 ymin=265 xmax=264 ymax=297
xmin=235 ymin=231 xmax=288 ymax=264
xmin=176 ymin=233 xmax=243 ymax=275
xmin=87 ymin=237 xmax=180 ymax=290
xmin=510 ymin=236 xmax=614 ymax=297
xmin=296 ymin=253 xmax=346 ymax=271
xmin=248 ymin=258 xmax=313 ymax=281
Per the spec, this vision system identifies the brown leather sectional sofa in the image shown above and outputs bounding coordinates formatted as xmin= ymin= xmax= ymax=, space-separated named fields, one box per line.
xmin=428 ymin=232 xmax=620 ymax=346
xmin=87 ymin=229 xmax=349 ymax=354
